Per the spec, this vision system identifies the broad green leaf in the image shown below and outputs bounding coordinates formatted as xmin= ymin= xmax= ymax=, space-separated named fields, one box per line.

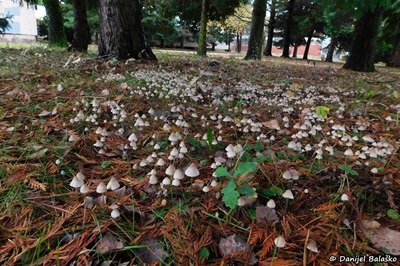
xmin=247 ymin=208 xmax=257 ymax=221
xmin=315 ymin=106 xmax=330 ymax=119
xmin=252 ymin=155 xmax=271 ymax=163
xmin=200 ymin=159 xmax=208 ymax=165
xmin=101 ymin=160 xmax=112 ymax=169
xmin=339 ymin=165 xmax=358 ymax=176
xmin=263 ymin=186 xmax=283 ymax=197
xmin=387 ymin=209 xmax=400 ymax=220
xmin=199 ymin=247 xmax=210 ymax=260
xmin=254 ymin=142 xmax=264 ymax=152
xmin=222 ymin=180 xmax=240 ymax=209
xmin=233 ymin=162 xmax=257 ymax=177
xmin=239 ymin=184 xmax=257 ymax=197
xmin=239 ymin=151 xmax=252 ymax=161
xmin=215 ymin=167 xmax=232 ymax=178
xmin=157 ymin=140 xmax=168 ymax=150
xmin=244 ymin=142 xmax=263 ymax=152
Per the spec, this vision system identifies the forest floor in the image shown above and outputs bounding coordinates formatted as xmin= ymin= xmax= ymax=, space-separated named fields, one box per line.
xmin=0 ymin=47 xmax=400 ymax=265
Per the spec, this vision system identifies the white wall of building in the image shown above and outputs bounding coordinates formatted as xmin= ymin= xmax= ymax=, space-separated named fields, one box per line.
xmin=0 ymin=0 xmax=37 ymax=41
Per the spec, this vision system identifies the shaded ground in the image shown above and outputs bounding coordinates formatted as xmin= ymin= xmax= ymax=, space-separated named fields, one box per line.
xmin=0 ymin=47 xmax=399 ymax=265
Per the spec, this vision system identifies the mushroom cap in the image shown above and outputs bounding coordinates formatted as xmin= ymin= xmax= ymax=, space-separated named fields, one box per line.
xmin=107 ymin=177 xmax=120 ymax=191
xmin=96 ymin=182 xmax=107 ymax=193
xmin=237 ymin=197 xmax=246 ymax=206
xmin=171 ymin=179 xmax=181 ymax=186
xmin=168 ymin=133 xmax=178 ymax=142
xmin=162 ymin=177 xmax=171 ymax=185
xmin=362 ymin=135 xmax=374 ymax=143
xmin=149 ymin=175 xmax=158 ymax=185
xmin=274 ymin=236 xmax=286 ymax=248
xmin=282 ymin=169 xmax=300 ymax=180
xmin=180 ymin=146 xmax=188 ymax=154
xmin=156 ymin=158 xmax=166 ymax=166
xmin=202 ymin=186 xmax=210 ymax=193
xmin=80 ymin=184 xmax=90 ymax=194
xmin=173 ymin=169 xmax=184 ymax=180
xmin=225 ymin=144 xmax=235 ymax=152
xmin=344 ymin=148 xmax=354 ymax=156
xmin=170 ymin=147 xmax=179 ymax=157
xmin=68 ymin=135 xmax=78 ymax=142
xmin=165 ymin=164 xmax=176 ymax=176
xmin=184 ymin=163 xmax=200 ymax=177
xmin=94 ymin=140 xmax=104 ymax=147
xmin=282 ymin=189 xmax=294 ymax=199
xmin=267 ymin=199 xmax=276 ymax=209
xmin=111 ymin=208 xmax=120 ymax=219
xmin=226 ymin=150 xmax=236 ymax=158
xmin=341 ymin=193 xmax=349 ymax=201
xmin=307 ymin=239 xmax=319 ymax=253
xmin=76 ymin=172 xmax=85 ymax=181
xmin=70 ymin=176 xmax=84 ymax=188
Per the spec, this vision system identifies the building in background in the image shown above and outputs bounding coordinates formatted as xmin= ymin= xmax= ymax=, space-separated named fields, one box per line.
xmin=0 ymin=0 xmax=38 ymax=42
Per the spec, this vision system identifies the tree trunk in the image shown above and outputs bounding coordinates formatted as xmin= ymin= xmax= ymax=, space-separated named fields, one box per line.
xmin=211 ymin=43 xmax=216 ymax=51
xmin=98 ymin=0 xmax=156 ymax=60
xmin=303 ymin=29 xmax=314 ymax=60
xmin=71 ymin=0 xmax=90 ymax=52
xmin=292 ymin=42 xmax=298 ymax=58
xmin=282 ymin=0 xmax=295 ymax=58
xmin=197 ymin=0 xmax=209 ymax=56
xmin=326 ymin=37 xmax=337 ymax=62
xmin=43 ymin=0 xmax=68 ymax=48
xmin=236 ymin=32 xmax=241 ymax=53
xmin=239 ymin=33 xmax=242 ymax=53
xmin=244 ymin=0 xmax=267 ymax=60
xmin=388 ymin=38 xmax=400 ymax=67
xmin=263 ymin=0 xmax=276 ymax=56
xmin=343 ymin=7 xmax=383 ymax=72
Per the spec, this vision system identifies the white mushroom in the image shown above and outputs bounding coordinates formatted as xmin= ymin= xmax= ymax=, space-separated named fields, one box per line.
xmin=128 ymin=133 xmax=137 ymax=142
xmin=274 ymin=236 xmax=286 ymax=248
xmin=267 ymin=199 xmax=276 ymax=209
xmin=282 ymin=169 xmax=300 ymax=180
xmin=96 ymin=182 xmax=107 ymax=193
xmin=68 ymin=135 xmax=78 ymax=142
xmin=172 ymin=179 xmax=181 ymax=186
xmin=307 ymin=239 xmax=319 ymax=253
xmin=162 ymin=177 xmax=171 ymax=185
xmin=282 ymin=189 xmax=294 ymax=200
xmin=184 ymin=163 xmax=200 ymax=177
xmin=173 ymin=169 xmax=184 ymax=180
xmin=70 ymin=176 xmax=84 ymax=188
xmin=156 ymin=158 xmax=166 ymax=166
xmin=341 ymin=193 xmax=349 ymax=201
xmin=107 ymin=177 xmax=120 ymax=191
xmin=344 ymin=149 xmax=354 ymax=156
xmin=149 ymin=175 xmax=158 ymax=185
xmin=111 ymin=208 xmax=120 ymax=219
xmin=165 ymin=164 xmax=176 ymax=176
xmin=80 ymin=184 xmax=90 ymax=194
